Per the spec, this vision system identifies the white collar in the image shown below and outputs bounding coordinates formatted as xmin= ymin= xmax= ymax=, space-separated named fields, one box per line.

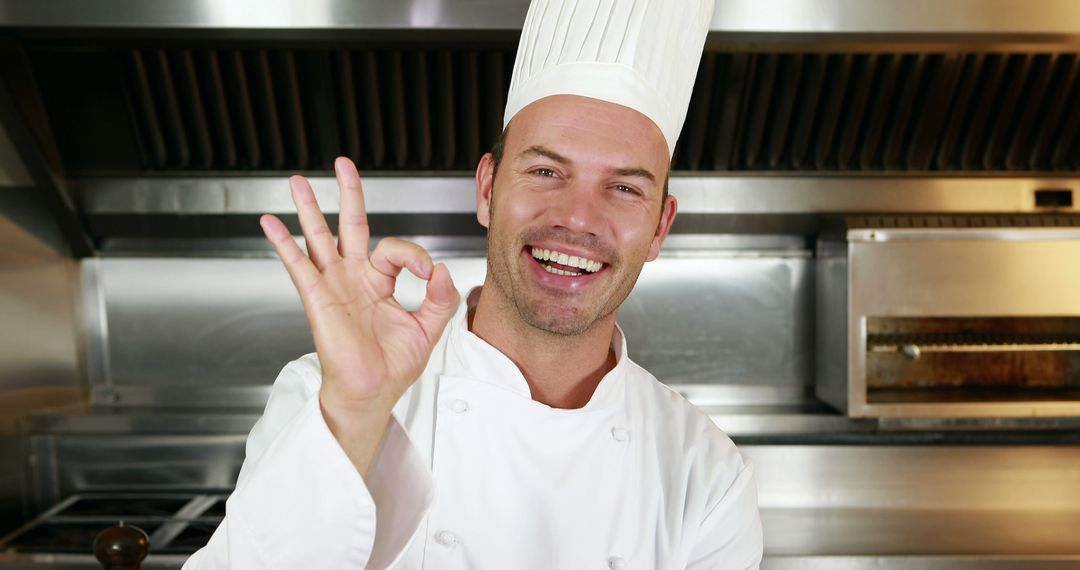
xmin=443 ymin=290 xmax=629 ymax=411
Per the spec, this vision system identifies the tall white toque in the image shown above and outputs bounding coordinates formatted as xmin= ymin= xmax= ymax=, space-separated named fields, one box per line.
xmin=503 ymin=0 xmax=715 ymax=158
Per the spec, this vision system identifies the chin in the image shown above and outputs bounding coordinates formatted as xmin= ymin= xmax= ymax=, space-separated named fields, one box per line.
xmin=516 ymin=299 xmax=605 ymax=337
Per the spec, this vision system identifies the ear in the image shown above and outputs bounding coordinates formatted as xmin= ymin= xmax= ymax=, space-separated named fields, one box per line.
xmin=475 ymin=152 xmax=495 ymax=228
xmin=646 ymin=195 xmax=677 ymax=262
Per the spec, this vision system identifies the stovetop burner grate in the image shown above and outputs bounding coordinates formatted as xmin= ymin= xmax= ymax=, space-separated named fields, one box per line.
xmin=0 ymin=492 xmax=226 ymax=559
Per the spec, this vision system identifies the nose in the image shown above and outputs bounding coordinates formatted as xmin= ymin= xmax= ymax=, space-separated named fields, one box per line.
xmin=546 ymin=182 xmax=602 ymax=236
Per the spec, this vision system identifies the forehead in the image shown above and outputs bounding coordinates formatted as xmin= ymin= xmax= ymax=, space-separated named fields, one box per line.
xmin=504 ymin=95 xmax=669 ymax=174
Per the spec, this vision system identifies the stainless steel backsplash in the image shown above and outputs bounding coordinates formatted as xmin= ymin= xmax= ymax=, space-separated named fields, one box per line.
xmin=87 ymin=240 xmax=813 ymax=398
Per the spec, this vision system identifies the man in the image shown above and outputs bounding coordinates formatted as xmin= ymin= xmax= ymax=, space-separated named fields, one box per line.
xmin=186 ymin=0 xmax=762 ymax=568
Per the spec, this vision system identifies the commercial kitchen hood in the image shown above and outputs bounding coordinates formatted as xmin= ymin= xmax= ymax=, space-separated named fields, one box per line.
xmin=0 ymin=0 xmax=1078 ymax=252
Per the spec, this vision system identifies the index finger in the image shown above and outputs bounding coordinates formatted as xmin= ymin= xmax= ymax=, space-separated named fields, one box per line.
xmin=334 ymin=156 xmax=370 ymax=259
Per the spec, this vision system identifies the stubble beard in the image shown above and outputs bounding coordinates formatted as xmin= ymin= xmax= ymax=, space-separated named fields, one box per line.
xmin=484 ymin=195 xmax=643 ymax=337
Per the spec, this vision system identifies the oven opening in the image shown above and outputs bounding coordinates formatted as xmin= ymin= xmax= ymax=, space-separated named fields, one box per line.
xmin=865 ymin=316 xmax=1080 ymax=405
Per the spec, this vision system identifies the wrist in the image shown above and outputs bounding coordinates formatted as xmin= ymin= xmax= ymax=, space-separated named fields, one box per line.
xmin=318 ymin=388 xmax=396 ymax=477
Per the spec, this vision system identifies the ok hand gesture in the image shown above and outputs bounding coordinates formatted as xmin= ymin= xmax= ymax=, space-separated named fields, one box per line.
xmin=260 ymin=157 xmax=460 ymax=473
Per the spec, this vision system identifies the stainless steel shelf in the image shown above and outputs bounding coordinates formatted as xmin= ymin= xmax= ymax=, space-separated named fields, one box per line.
xmin=2 ymin=0 xmax=1080 ymax=39
xmin=78 ymin=176 xmax=1080 ymax=216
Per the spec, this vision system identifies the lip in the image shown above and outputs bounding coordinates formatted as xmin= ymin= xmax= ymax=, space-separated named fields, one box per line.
xmin=522 ymin=247 xmax=607 ymax=290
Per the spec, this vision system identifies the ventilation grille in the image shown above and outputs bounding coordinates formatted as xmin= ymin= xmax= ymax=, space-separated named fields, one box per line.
xmin=675 ymin=52 xmax=1080 ymax=172
xmin=121 ymin=48 xmax=512 ymax=171
xmin=28 ymin=46 xmax=1080 ymax=174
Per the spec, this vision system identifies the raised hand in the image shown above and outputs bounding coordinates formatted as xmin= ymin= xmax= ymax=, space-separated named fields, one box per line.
xmin=260 ymin=157 xmax=460 ymax=474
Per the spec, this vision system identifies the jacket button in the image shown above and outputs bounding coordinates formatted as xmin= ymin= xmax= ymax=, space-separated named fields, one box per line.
xmin=434 ymin=530 xmax=459 ymax=547
xmin=610 ymin=427 xmax=629 ymax=442
xmin=608 ymin=556 xmax=626 ymax=569
xmin=448 ymin=399 xmax=470 ymax=413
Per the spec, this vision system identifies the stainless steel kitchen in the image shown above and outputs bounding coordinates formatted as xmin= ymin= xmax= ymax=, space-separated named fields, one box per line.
xmin=1 ymin=0 xmax=1080 ymax=568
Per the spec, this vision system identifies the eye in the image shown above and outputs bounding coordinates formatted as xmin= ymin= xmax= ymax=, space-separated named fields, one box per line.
xmin=532 ymin=167 xmax=558 ymax=178
xmin=614 ymin=184 xmax=641 ymax=196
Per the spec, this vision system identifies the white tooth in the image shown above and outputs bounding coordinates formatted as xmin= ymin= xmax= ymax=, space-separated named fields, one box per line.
xmin=587 ymin=261 xmax=597 ymax=272
xmin=532 ymin=247 xmax=542 ymax=260
xmin=556 ymin=252 xmax=569 ymax=265
xmin=543 ymin=249 xmax=552 ymax=261
xmin=568 ymin=255 xmax=580 ymax=268
xmin=543 ymin=263 xmax=585 ymax=277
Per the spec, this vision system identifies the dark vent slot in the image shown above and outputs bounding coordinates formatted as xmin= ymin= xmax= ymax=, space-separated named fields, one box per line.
xmin=674 ymin=52 xmax=716 ymax=170
xmin=28 ymin=45 xmax=1080 ymax=174
xmin=196 ymin=50 xmax=238 ymax=169
xmin=299 ymin=51 xmax=342 ymax=170
xmin=356 ymin=51 xmax=385 ymax=168
xmin=787 ymin=54 xmax=826 ymax=170
xmin=959 ymin=54 xmax=1008 ymax=170
xmin=856 ymin=54 xmax=901 ymax=170
xmin=434 ymin=51 xmax=457 ymax=169
xmin=838 ymin=54 xmax=878 ymax=169
xmin=334 ymin=51 xmax=362 ymax=163
xmin=409 ymin=51 xmax=433 ymax=169
xmin=248 ymin=50 xmax=286 ymax=169
xmin=172 ymin=50 xmax=214 ymax=169
xmin=458 ymin=51 xmax=482 ymax=167
xmin=982 ymin=54 xmax=1035 ymax=170
xmin=274 ymin=51 xmax=308 ymax=169
xmin=223 ymin=51 xmax=261 ymax=169
xmin=381 ymin=51 xmax=408 ymax=168
xmin=126 ymin=50 xmax=167 ymax=168
xmin=1051 ymin=61 xmax=1080 ymax=170
xmin=812 ymin=54 xmax=854 ymax=170
xmin=710 ymin=53 xmax=750 ymax=170
xmin=146 ymin=49 xmax=190 ymax=168
xmin=1027 ymin=54 xmax=1079 ymax=170
xmin=906 ymin=53 xmax=963 ymax=171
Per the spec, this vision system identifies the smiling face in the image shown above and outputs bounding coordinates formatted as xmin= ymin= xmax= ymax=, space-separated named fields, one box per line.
xmin=475 ymin=94 xmax=677 ymax=336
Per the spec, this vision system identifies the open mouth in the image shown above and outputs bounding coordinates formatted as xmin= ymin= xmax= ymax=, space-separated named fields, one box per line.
xmin=529 ymin=246 xmax=605 ymax=277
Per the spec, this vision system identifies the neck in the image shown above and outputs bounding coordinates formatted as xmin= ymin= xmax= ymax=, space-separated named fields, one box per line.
xmin=469 ymin=282 xmax=617 ymax=409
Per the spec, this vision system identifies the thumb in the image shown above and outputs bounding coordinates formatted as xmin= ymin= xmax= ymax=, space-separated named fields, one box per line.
xmin=415 ymin=263 xmax=460 ymax=346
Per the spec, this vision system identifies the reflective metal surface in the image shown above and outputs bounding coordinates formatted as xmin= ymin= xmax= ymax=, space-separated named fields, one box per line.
xmin=622 ymin=256 xmax=813 ymax=386
xmin=818 ymin=227 xmax=1080 ymax=418
xmin=15 ymin=435 xmax=1080 ymax=565
xmin=1 ymin=0 xmax=1079 ymax=38
xmin=92 ymin=249 xmax=813 ymax=394
xmin=0 ymin=121 xmax=84 ymax=534
xmin=79 ymin=176 xmax=1080 ymax=216
xmin=747 ymin=445 xmax=1080 ymax=510
xmin=747 ymin=445 xmax=1080 ymax=560
xmin=762 ymin=560 xmax=1080 ymax=570
xmin=26 ymin=433 xmax=244 ymax=513
xmin=846 ymin=229 xmax=1080 ymax=417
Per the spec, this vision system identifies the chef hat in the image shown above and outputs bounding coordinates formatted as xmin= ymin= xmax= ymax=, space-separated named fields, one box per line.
xmin=503 ymin=0 xmax=715 ymax=158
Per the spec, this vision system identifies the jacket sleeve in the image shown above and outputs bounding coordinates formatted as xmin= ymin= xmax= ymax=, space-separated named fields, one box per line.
xmin=183 ymin=354 xmax=434 ymax=570
xmin=686 ymin=461 xmax=764 ymax=570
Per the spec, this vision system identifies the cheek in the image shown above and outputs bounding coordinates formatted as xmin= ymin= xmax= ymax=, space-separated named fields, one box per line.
xmin=494 ymin=188 xmax=547 ymax=228
xmin=614 ymin=210 xmax=661 ymax=258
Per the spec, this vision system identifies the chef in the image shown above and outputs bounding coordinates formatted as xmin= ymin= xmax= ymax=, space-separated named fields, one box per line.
xmin=185 ymin=0 xmax=762 ymax=568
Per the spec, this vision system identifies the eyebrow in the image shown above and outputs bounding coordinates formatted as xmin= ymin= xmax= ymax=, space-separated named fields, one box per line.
xmin=612 ymin=166 xmax=656 ymax=183
xmin=519 ymin=145 xmax=569 ymax=164
xmin=518 ymin=145 xmax=657 ymax=183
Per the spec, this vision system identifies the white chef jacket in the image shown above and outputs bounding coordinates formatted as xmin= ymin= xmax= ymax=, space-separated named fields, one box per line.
xmin=185 ymin=302 xmax=763 ymax=569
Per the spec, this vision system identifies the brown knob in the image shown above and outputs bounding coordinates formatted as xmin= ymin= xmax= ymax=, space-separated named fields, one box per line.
xmin=93 ymin=521 xmax=150 ymax=570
